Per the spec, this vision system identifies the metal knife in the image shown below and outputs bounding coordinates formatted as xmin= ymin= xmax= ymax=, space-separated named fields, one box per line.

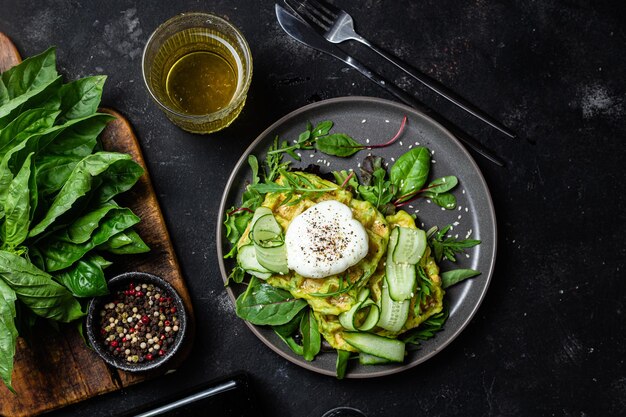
xmin=275 ymin=3 xmax=505 ymax=167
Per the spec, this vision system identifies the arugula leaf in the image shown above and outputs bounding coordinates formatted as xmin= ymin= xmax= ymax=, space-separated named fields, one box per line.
xmin=235 ymin=281 xmax=308 ymax=326
xmin=249 ymin=169 xmax=338 ymax=207
xmin=0 ymin=279 xmax=18 ymax=393
xmin=402 ymin=306 xmax=449 ymax=346
xmin=358 ymin=167 xmax=396 ymax=215
xmin=0 ymin=250 xmax=83 ymax=322
xmin=300 ymin=308 xmax=321 ymax=361
xmin=428 ymin=225 xmax=481 ymax=263
xmin=390 ymin=147 xmax=431 ymax=201
xmin=441 ymin=269 xmax=481 ymax=289
xmin=54 ymin=254 xmax=111 ymax=298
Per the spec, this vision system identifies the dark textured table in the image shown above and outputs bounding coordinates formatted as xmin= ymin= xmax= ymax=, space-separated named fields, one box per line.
xmin=2 ymin=0 xmax=625 ymax=416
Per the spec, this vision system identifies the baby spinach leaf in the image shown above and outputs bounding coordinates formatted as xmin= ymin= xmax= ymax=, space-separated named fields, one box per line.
xmin=28 ymin=152 xmax=138 ymax=238
xmin=2 ymin=153 xmax=34 ymax=248
xmin=0 ymin=47 xmax=57 ymax=106
xmin=57 ymin=76 xmax=106 ymax=123
xmin=0 ymin=279 xmax=18 ymax=393
xmin=0 ymin=250 xmax=83 ymax=322
xmin=54 ymin=254 xmax=111 ymax=298
xmin=423 ymin=191 xmax=457 ymax=210
xmin=426 ymin=176 xmax=458 ymax=194
xmin=38 ymin=207 xmax=140 ymax=271
xmin=300 ymin=309 xmax=321 ymax=361
xmin=390 ymin=147 xmax=431 ymax=200
xmin=336 ymin=350 xmax=351 ymax=380
xmin=235 ymin=281 xmax=308 ymax=326
xmin=441 ymin=269 xmax=481 ymax=289
xmin=315 ymin=133 xmax=361 ymax=157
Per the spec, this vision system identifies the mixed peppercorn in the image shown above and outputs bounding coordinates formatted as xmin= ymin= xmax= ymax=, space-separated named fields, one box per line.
xmin=98 ymin=282 xmax=182 ymax=364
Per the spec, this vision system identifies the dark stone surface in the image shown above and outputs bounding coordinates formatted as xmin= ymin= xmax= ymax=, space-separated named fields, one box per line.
xmin=2 ymin=0 xmax=625 ymax=416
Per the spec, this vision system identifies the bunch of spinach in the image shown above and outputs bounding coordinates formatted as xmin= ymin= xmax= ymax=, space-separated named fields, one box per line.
xmin=0 ymin=48 xmax=148 ymax=391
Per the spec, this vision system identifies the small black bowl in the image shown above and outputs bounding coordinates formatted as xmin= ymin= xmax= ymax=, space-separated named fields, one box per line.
xmin=86 ymin=272 xmax=187 ymax=372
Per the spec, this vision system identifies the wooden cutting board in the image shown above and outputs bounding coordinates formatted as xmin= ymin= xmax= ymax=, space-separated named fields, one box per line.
xmin=0 ymin=33 xmax=195 ymax=417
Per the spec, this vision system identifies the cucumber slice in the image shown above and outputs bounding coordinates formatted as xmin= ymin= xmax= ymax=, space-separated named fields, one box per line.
xmin=391 ymin=227 xmax=427 ymax=264
xmin=359 ymin=352 xmax=392 ymax=365
xmin=377 ymin=276 xmax=409 ymax=332
xmin=256 ymin=243 xmax=289 ymax=274
xmin=250 ymin=208 xmax=283 ymax=248
xmin=385 ymin=261 xmax=416 ymax=301
xmin=237 ymin=245 xmax=272 ymax=279
xmin=343 ymin=332 xmax=405 ymax=362
xmin=338 ymin=298 xmax=380 ymax=332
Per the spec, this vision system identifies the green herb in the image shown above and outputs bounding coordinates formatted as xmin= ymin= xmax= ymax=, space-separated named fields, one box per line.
xmin=309 ymin=274 xmax=356 ymax=297
xmin=390 ymin=147 xmax=431 ymax=200
xmin=428 ymin=225 xmax=481 ymax=263
xmin=273 ymin=308 xmax=306 ymax=356
xmin=441 ymin=269 xmax=481 ymax=289
xmin=266 ymin=120 xmax=333 ymax=161
xmin=249 ymin=169 xmax=338 ymax=206
xmin=300 ymin=308 xmax=321 ymax=361
xmin=402 ymin=306 xmax=449 ymax=346
xmin=0 ymin=47 xmax=148 ymax=391
xmin=314 ymin=133 xmax=362 ymax=157
xmin=235 ymin=280 xmax=308 ymax=326
xmin=336 ymin=350 xmax=351 ymax=379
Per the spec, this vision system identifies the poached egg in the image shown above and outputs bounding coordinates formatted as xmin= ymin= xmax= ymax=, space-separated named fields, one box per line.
xmin=285 ymin=200 xmax=369 ymax=279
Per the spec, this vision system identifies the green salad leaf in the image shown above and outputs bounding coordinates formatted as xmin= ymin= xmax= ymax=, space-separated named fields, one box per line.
xmin=0 ymin=47 xmax=148 ymax=392
xmin=235 ymin=280 xmax=308 ymax=326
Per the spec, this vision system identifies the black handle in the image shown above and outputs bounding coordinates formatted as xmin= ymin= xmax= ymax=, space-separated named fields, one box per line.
xmin=343 ymin=55 xmax=505 ymax=167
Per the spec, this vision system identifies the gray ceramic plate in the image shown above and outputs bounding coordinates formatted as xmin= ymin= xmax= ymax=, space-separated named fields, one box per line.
xmin=217 ymin=96 xmax=496 ymax=378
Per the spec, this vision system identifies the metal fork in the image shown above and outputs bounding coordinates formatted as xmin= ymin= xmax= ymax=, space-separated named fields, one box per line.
xmin=284 ymin=0 xmax=516 ymax=139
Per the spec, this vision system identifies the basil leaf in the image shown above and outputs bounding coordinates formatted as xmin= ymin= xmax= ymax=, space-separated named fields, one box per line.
xmin=98 ymin=229 xmax=149 ymax=255
xmin=441 ymin=269 xmax=481 ymax=289
xmin=34 ymin=155 xmax=80 ymax=197
xmin=38 ymin=207 xmax=140 ymax=271
xmin=0 ymin=76 xmax=62 ymax=129
xmin=315 ymin=133 xmax=362 ymax=157
xmin=0 ymin=108 xmax=59 ymax=159
xmin=41 ymin=113 xmax=113 ymax=158
xmin=54 ymin=254 xmax=111 ymax=298
xmin=65 ymin=202 xmax=120 ymax=244
xmin=300 ymin=309 xmax=321 ymax=361
xmin=57 ymin=76 xmax=106 ymax=122
xmin=336 ymin=350 xmax=351 ymax=380
xmin=390 ymin=147 xmax=431 ymax=199
xmin=0 ymin=279 xmax=18 ymax=393
xmin=0 ymin=250 xmax=83 ymax=322
xmin=28 ymin=152 xmax=140 ymax=238
xmin=235 ymin=281 xmax=308 ymax=326
xmin=0 ymin=47 xmax=57 ymax=106
xmin=2 ymin=153 xmax=34 ymax=247
xmin=92 ymin=158 xmax=144 ymax=204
